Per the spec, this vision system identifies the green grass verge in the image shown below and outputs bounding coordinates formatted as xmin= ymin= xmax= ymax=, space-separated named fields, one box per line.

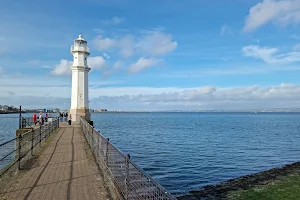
xmin=228 ymin=173 xmax=300 ymax=200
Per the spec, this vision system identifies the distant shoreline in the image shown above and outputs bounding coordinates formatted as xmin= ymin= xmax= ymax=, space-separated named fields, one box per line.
xmin=92 ymin=111 xmax=300 ymax=113
xmin=0 ymin=111 xmax=24 ymax=114
xmin=0 ymin=111 xmax=55 ymax=114
xmin=1 ymin=111 xmax=300 ymax=114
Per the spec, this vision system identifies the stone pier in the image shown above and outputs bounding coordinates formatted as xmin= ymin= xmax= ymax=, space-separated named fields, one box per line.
xmin=0 ymin=123 xmax=112 ymax=200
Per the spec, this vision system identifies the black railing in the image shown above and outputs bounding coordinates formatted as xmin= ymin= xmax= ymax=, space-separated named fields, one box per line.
xmin=20 ymin=117 xmax=35 ymax=128
xmin=80 ymin=118 xmax=176 ymax=200
xmin=0 ymin=118 xmax=59 ymax=177
xmin=20 ymin=117 xmax=57 ymax=129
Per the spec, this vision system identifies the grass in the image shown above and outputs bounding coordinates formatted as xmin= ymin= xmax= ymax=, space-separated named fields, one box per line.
xmin=228 ymin=173 xmax=300 ymax=200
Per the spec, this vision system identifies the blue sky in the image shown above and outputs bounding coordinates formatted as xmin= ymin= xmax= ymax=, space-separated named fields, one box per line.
xmin=1 ymin=0 xmax=300 ymax=110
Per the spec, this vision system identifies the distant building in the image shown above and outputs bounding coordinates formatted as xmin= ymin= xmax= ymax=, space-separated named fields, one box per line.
xmin=95 ymin=109 xmax=108 ymax=112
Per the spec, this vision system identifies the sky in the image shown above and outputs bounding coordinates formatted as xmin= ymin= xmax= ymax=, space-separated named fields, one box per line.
xmin=0 ymin=0 xmax=300 ymax=110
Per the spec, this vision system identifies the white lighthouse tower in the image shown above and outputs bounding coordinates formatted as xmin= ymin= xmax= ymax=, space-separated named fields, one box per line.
xmin=69 ymin=35 xmax=91 ymax=122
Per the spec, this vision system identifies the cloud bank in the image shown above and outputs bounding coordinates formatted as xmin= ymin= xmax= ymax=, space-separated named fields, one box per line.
xmin=2 ymin=83 xmax=300 ymax=111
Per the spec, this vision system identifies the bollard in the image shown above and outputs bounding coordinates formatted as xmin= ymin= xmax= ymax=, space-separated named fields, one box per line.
xmin=18 ymin=134 xmax=22 ymax=170
xmin=125 ymin=154 xmax=131 ymax=200
xmin=106 ymin=138 xmax=110 ymax=166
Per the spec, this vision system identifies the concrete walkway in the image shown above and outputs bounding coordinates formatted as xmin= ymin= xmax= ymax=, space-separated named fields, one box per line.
xmin=0 ymin=123 xmax=112 ymax=200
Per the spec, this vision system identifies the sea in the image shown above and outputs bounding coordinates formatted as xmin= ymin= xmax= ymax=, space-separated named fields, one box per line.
xmin=1 ymin=112 xmax=300 ymax=196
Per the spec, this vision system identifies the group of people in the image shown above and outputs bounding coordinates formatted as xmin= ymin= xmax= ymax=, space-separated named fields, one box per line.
xmin=32 ymin=111 xmax=72 ymax=126
xmin=33 ymin=112 xmax=50 ymax=126
xmin=59 ymin=111 xmax=72 ymax=125
xmin=59 ymin=112 xmax=68 ymax=119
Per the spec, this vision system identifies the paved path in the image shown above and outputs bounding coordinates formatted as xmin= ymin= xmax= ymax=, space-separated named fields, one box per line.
xmin=0 ymin=123 xmax=112 ymax=200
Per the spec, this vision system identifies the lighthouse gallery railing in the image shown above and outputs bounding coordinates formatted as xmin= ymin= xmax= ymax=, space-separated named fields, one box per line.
xmin=80 ymin=118 xmax=176 ymax=200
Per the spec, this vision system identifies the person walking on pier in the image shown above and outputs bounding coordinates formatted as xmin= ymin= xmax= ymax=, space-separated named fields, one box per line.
xmin=33 ymin=113 xmax=37 ymax=125
xmin=45 ymin=112 xmax=49 ymax=122
xmin=68 ymin=113 xmax=72 ymax=125
xmin=38 ymin=112 xmax=43 ymax=126
xmin=59 ymin=112 xmax=63 ymax=122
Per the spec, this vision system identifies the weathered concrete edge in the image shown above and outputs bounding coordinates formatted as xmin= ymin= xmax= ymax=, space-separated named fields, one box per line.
xmin=177 ymin=161 xmax=300 ymax=200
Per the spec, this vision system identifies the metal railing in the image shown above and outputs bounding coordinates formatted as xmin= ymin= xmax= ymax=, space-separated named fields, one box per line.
xmin=20 ymin=117 xmax=35 ymax=128
xmin=0 ymin=118 xmax=59 ymax=177
xmin=70 ymin=45 xmax=90 ymax=53
xmin=80 ymin=118 xmax=176 ymax=200
xmin=20 ymin=117 xmax=58 ymax=129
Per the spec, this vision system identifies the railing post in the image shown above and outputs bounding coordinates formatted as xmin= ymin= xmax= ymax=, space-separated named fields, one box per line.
xmin=39 ymin=125 xmax=42 ymax=147
xmin=48 ymin=123 xmax=50 ymax=137
xmin=19 ymin=105 xmax=21 ymax=129
xmin=31 ymin=129 xmax=34 ymax=156
xmin=106 ymin=138 xmax=109 ymax=166
xmin=18 ymin=134 xmax=22 ymax=170
xmin=125 ymin=154 xmax=130 ymax=200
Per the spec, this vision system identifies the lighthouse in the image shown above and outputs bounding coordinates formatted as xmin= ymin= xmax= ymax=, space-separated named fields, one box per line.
xmin=69 ymin=35 xmax=91 ymax=122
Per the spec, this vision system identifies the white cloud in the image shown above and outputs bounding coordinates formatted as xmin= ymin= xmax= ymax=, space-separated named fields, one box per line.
xmin=242 ymin=45 xmax=300 ymax=64
xmin=51 ymin=56 xmax=107 ymax=76
xmin=138 ymin=32 xmax=178 ymax=56
xmin=88 ymin=56 xmax=107 ymax=70
xmin=92 ymin=32 xmax=177 ymax=58
xmin=293 ymin=43 xmax=300 ymax=50
xmin=220 ymin=24 xmax=233 ymax=36
xmin=112 ymin=61 xmax=123 ymax=70
xmin=51 ymin=59 xmax=72 ymax=76
xmin=119 ymin=35 xmax=135 ymax=58
xmin=128 ymin=57 xmax=162 ymax=73
xmin=92 ymin=35 xmax=116 ymax=51
xmin=0 ymin=67 xmax=2 ymax=74
xmin=243 ymin=0 xmax=300 ymax=32
xmin=101 ymin=61 xmax=124 ymax=78
xmin=102 ymin=17 xmax=125 ymax=25
xmin=102 ymin=53 xmax=110 ymax=59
